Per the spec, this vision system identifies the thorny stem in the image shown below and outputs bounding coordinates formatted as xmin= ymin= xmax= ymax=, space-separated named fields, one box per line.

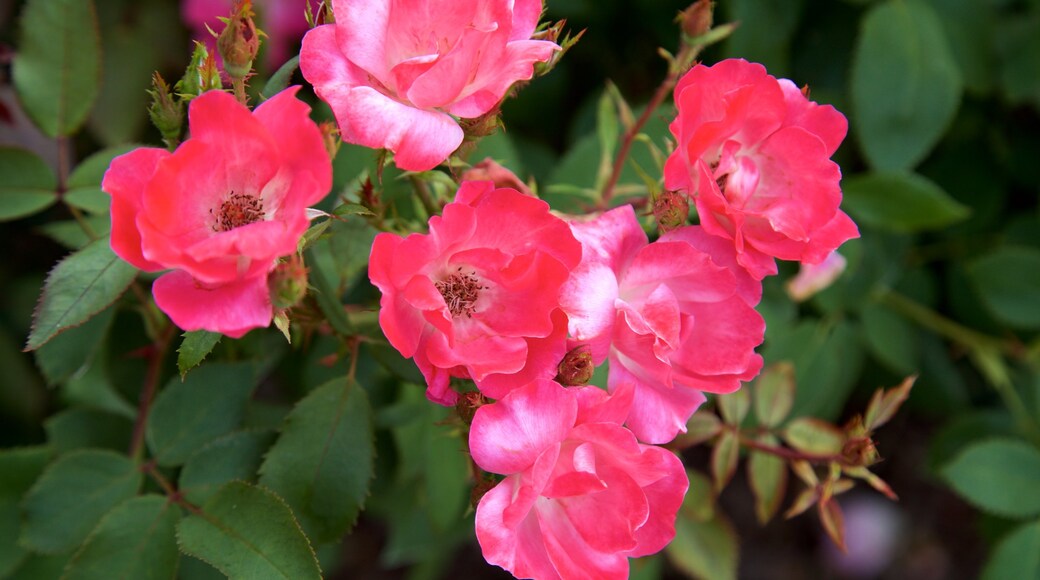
xmin=232 ymin=77 xmax=248 ymax=106
xmin=129 ymin=324 xmax=176 ymax=461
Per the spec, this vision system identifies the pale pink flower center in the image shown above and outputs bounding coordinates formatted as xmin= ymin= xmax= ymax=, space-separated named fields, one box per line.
xmin=211 ymin=191 xmax=264 ymax=232
xmin=436 ymin=268 xmax=485 ymax=318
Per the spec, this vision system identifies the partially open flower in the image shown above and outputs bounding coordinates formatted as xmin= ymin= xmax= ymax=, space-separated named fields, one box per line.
xmin=103 ymin=87 xmax=331 ymax=337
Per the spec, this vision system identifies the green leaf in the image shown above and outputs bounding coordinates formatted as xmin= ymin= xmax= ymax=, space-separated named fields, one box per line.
xmin=12 ymin=0 xmax=102 ymax=137
xmin=842 ymin=171 xmax=970 ymax=233
xmin=941 ymin=438 xmax=1040 ymax=518
xmin=61 ymin=357 xmax=137 ymax=419
xmin=0 ymin=147 xmax=58 ymax=221
xmin=967 ymin=246 xmax=1040 ymax=330
xmin=851 ymin=0 xmax=962 ymax=171
xmin=861 ymin=300 xmax=920 ymax=374
xmin=711 ymin=429 xmax=739 ymax=493
xmin=717 ymin=388 xmax=750 ymax=426
xmin=667 ymin=511 xmax=738 ymax=580
xmin=306 ymin=248 xmax=354 ymax=336
xmin=65 ymin=495 xmax=180 ymax=580
xmin=37 ymin=216 xmax=112 ymax=250
xmin=259 ymin=378 xmax=374 ymax=542
xmin=25 ymin=236 xmax=139 ymax=351
xmin=146 ymin=363 xmax=256 ymax=467
xmin=981 ymin=519 xmax=1040 ymax=580
xmin=33 ymin=305 xmax=114 ymax=386
xmin=179 ymin=430 xmax=276 ymax=505
xmin=748 ymin=438 xmax=787 ymax=525
xmin=782 ymin=417 xmax=845 ymax=456
xmin=0 ymin=447 xmax=50 ymax=577
xmin=752 ymin=362 xmax=795 ymax=429
xmin=595 ymin=89 xmax=619 ymax=192
xmin=20 ymin=449 xmax=141 ymax=554
xmin=261 ymin=56 xmax=300 ymax=100
xmin=64 ymin=144 xmax=137 ymax=214
xmin=925 ymin=0 xmax=996 ymax=94
xmin=723 ymin=0 xmax=805 ymax=77
xmin=681 ymin=469 xmax=715 ymax=523
xmin=44 ymin=408 xmax=133 ymax=454
xmin=176 ymin=482 xmax=321 ymax=580
xmin=177 ymin=331 xmax=223 ymax=379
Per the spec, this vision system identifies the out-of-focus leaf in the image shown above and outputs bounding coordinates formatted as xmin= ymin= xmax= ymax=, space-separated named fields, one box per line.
xmin=864 ymin=376 xmax=915 ymax=431
xmin=44 ymin=408 xmax=133 ymax=454
xmin=782 ymin=417 xmax=844 ymax=457
xmin=179 ymin=430 xmax=275 ymax=505
xmin=666 ymin=510 xmax=738 ymax=580
xmin=717 ymin=388 xmax=750 ymax=426
xmin=20 ymin=449 xmax=141 ymax=554
xmin=64 ymin=144 xmax=137 ymax=213
xmin=941 ymin=438 xmax=1040 ymax=518
xmin=36 ymin=216 xmax=111 ymax=250
xmin=177 ymin=331 xmax=223 ymax=379
xmin=753 ymin=362 xmax=796 ymax=429
xmin=675 ymin=411 xmax=722 ymax=448
xmin=0 ymin=446 xmax=50 ymax=577
xmin=749 ymin=435 xmax=787 ymax=525
xmin=65 ymin=495 xmax=180 ymax=580
xmin=33 ymin=306 xmax=113 ymax=385
xmin=994 ymin=12 xmax=1040 ymax=109
xmin=818 ymin=499 xmax=846 ymax=552
xmin=925 ymin=0 xmax=996 ymax=94
xmin=682 ymin=469 xmax=715 ymax=523
xmin=261 ymin=56 xmax=300 ymax=100
xmin=0 ymin=147 xmax=58 ymax=221
xmin=861 ymin=300 xmax=920 ymax=374
xmin=259 ymin=378 xmax=374 ymax=542
xmin=981 ymin=519 xmax=1040 ymax=580
xmin=12 ymin=0 xmax=101 ymax=137
xmin=711 ymin=429 xmax=739 ymax=493
xmin=842 ymin=171 xmax=970 ymax=233
xmin=146 ymin=363 xmax=256 ymax=466
xmin=176 ymin=482 xmax=321 ymax=580
xmin=25 ymin=236 xmax=138 ymax=351
xmin=851 ymin=0 xmax=962 ymax=171
xmin=967 ymin=246 xmax=1040 ymax=330
xmin=723 ymin=0 xmax=805 ymax=76
xmin=61 ymin=358 xmax=136 ymax=419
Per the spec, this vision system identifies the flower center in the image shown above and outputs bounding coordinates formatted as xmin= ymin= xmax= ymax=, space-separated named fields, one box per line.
xmin=435 ymin=268 xmax=485 ymax=318
xmin=211 ymin=191 xmax=264 ymax=232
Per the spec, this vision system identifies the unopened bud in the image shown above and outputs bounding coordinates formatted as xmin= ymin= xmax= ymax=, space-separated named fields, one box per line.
xmin=461 ymin=158 xmax=533 ymax=196
xmin=679 ymin=0 xmax=714 ymax=39
xmin=268 ymin=255 xmax=308 ymax=310
xmin=147 ymin=72 xmax=183 ymax=149
xmin=217 ymin=0 xmax=260 ymax=81
xmin=176 ymin=42 xmax=220 ymax=99
xmin=555 ymin=344 xmax=594 ymax=386
xmin=842 ymin=436 xmax=879 ymax=467
xmin=653 ymin=190 xmax=690 ymax=233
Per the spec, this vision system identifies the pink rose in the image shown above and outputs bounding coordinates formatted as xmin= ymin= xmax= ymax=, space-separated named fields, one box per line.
xmin=560 ymin=205 xmax=764 ymax=444
xmin=103 ymin=88 xmax=332 ymax=337
xmin=299 ymin=0 xmax=559 ymax=171
xmin=663 ymin=58 xmax=859 ymax=279
xmin=182 ymin=0 xmax=317 ymax=68
xmin=368 ymin=182 xmax=581 ymax=405
xmin=470 ymin=379 xmax=687 ymax=579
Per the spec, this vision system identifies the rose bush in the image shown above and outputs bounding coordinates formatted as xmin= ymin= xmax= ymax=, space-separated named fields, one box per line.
xmin=299 ymin=0 xmax=559 ymax=171
xmin=103 ymin=87 xmax=331 ymax=337
xmin=663 ymin=58 xmax=858 ymax=279
xmin=368 ymin=181 xmax=581 ymax=404
xmin=470 ymin=379 xmax=688 ymax=579
xmin=561 ymin=205 xmax=765 ymax=444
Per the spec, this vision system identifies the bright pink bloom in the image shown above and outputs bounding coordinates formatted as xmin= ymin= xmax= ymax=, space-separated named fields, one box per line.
xmin=470 ymin=379 xmax=688 ymax=580
xmin=560 ymin=205 xmax=764 ymax=444
xmin=182 ymin=0 xmax=317 ymax=68
xmin=368 ymin=182 xmax=581 ymax=405
xmin=663 ymin=58 xmax=859 ymax=279
xmin=103 ymin=88 xmax=332 ymax=338
xmin=299 ymin=0 xmax=558 ymax=171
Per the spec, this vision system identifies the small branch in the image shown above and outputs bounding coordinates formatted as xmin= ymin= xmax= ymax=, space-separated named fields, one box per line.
xmin=128 ymin=324 xmax=176 ymax=460
xmin=409 ymin=175 xmax=440 ymax=219
xmin=738 ymin=434 xmax=842 ymax=464
xmin=142 ymin=460 xmax=203 ymax=514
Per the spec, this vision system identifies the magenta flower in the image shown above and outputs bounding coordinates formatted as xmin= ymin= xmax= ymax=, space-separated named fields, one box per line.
xmin=664 ymin=58 xmax=859 ymax=279
xmin=368 ymin=182 xmax=581 ymax=405
xmin=103 ymin=88 xmax=332 ymax=337
xmin=299 ymin=0 xmax=559 ymax=171
xmin=560 ymin=205 xmax=764 ymax=444
xmin=470 ymin=379 xmax=687 ymax=579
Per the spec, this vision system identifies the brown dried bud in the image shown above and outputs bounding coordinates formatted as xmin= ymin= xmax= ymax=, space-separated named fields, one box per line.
xmin=217 ymin=0 xmax=260 ymax=80
xmin=268 ymin=255 xmax=308 ymax=310
xmin=841 ymin=436 xmax=879 ymax=467
xmin=455 ymin=391 xmax=489 ymax=426
xmin=460 ymin=158 xmax=533 ymax=197
xmin=653 ymin=190 xmax=690 ymax=233
xmin=470 ymin=474 xmax=497 ymax=508
xmin=319 ymin=121 xmax=341 ymax=161
xmin=555 ymin=344 xmax=594 ymax=386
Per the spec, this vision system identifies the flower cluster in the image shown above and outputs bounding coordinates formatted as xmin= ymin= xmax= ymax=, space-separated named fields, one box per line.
xmin=105 ymin=1 xmax=856 ymax=577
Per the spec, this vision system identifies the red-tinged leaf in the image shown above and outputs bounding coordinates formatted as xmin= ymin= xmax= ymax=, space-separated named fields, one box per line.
xmin=782 ymin=417 xmax=845 ymax=457
xmin=717 ymin=388 xmax=750 ymax=426
xmin=748 ymin=436 xmax=787 ymax=525
xmin=711 ymin=429 xmax=739 ymax=493
xmin=753 ymin=362 xmax=796 ymax=428
xmin=845 ymin=466 xmax=898 ymax=500
xmin=864 ymin=376 xmax=916 ymax=430
xmin=819 ymin=499 xmax=847 ymax=552
xmin=784 ymin=486 xmax=818 ymax=519
xmin=790 ymin=460 xmax=818 ymax=486
xmin=675 ymin=411 xmax=722 ymax=448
